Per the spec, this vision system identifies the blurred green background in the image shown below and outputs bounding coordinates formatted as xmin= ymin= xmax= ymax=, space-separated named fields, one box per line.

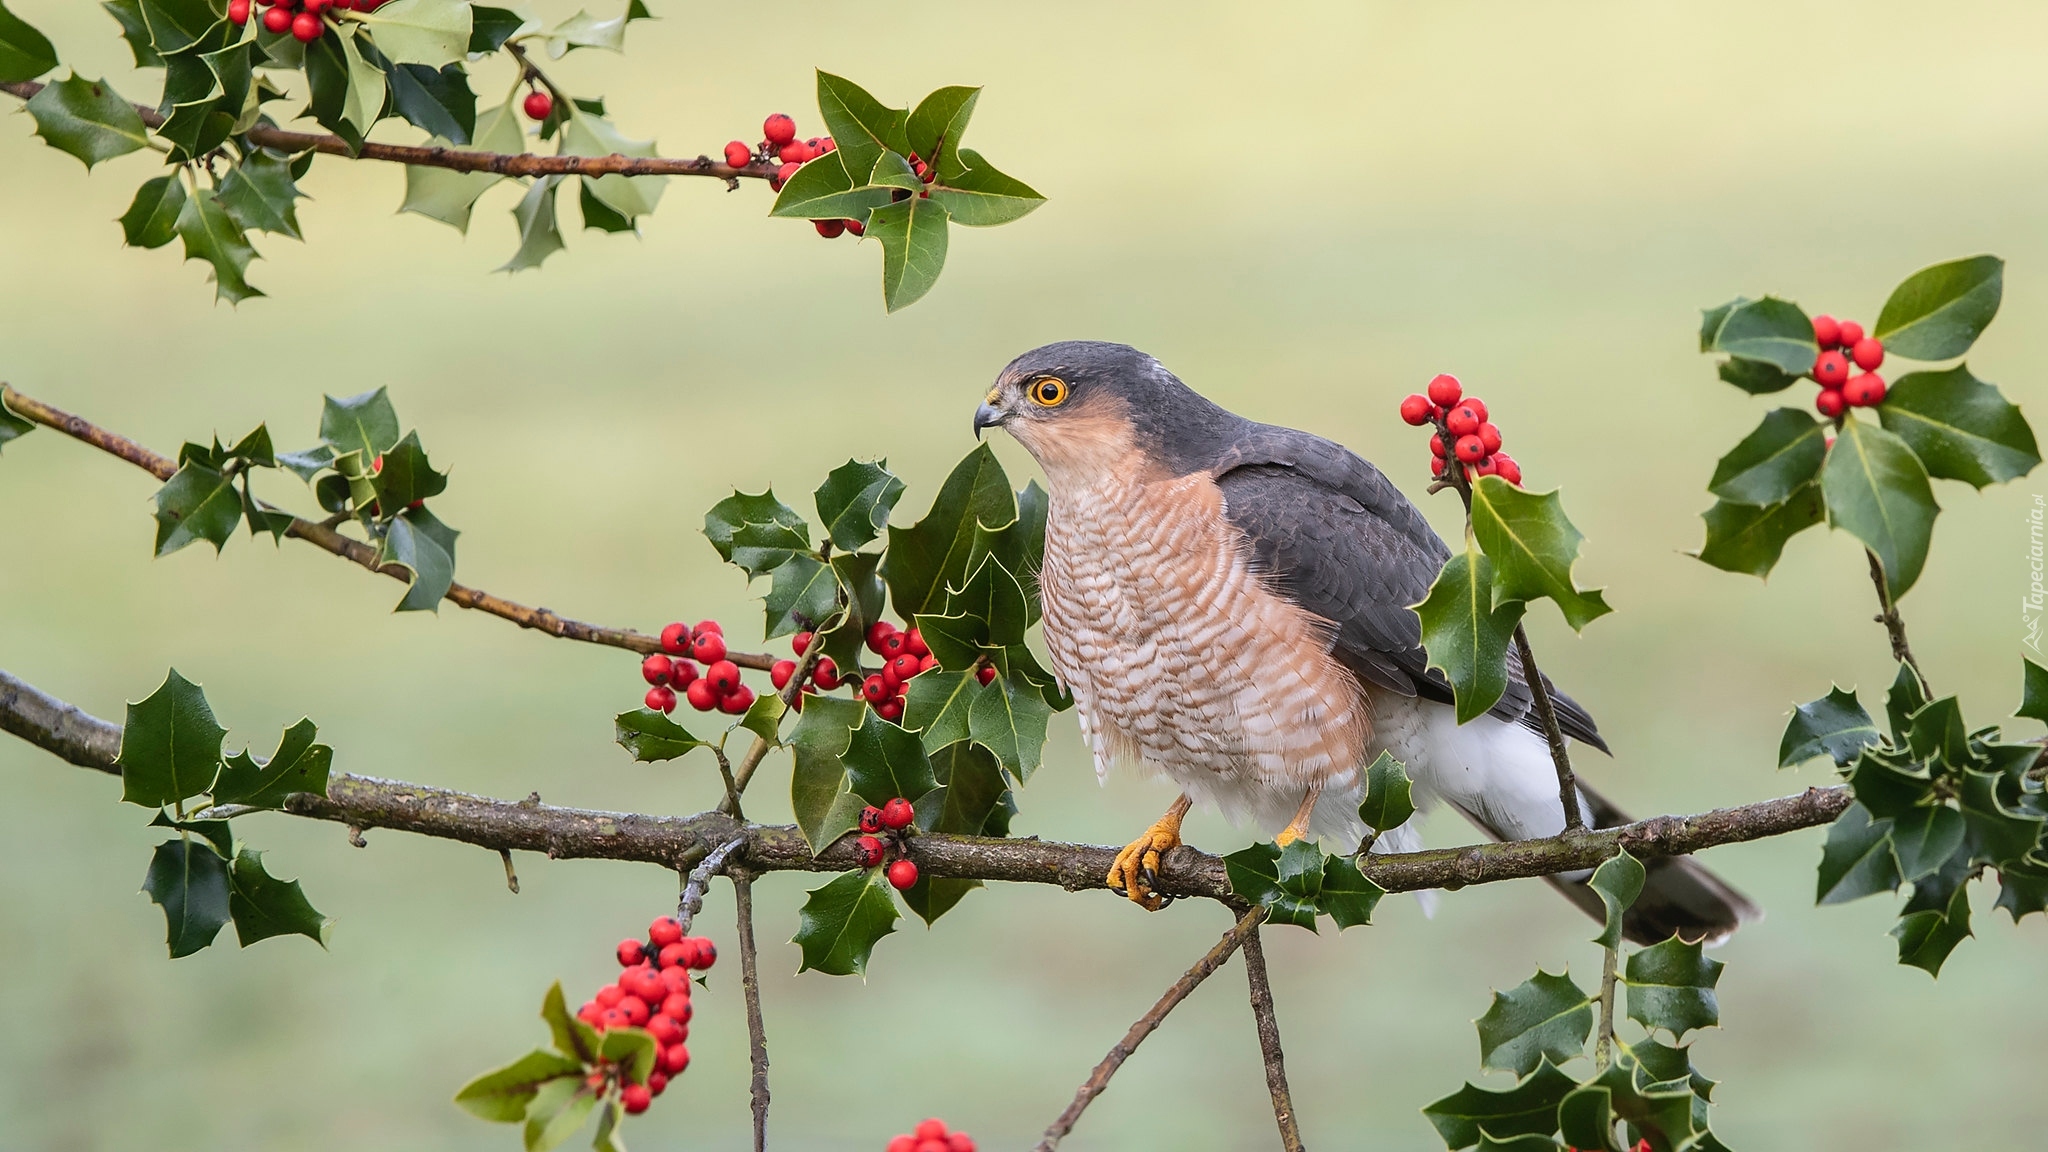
xmin=4 ymin=2 xmax=2046 ymax=1148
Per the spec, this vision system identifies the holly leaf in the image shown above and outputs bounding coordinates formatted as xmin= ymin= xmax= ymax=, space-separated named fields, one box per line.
xmin=1319 ymin=853 xmax=1384 ymax=929
xmin=612 ymin=708 xmax=707 ymax=762
xmin=1692 ymin=484 xmax=1824 ymax=579
xmin=142 ymin=838 xmax=232 ymax=958
xmin=1357 ymin=750 xmax=1415 ymax=834
xmin=1588 ymin=848 xmax=1645 ymax=950
xmin=401 ymin=98 xmax=525 ymax=231
xmin=498 ymin=175 xmax=567 ymax=272
xmin=26 ymin=73 xmax=150 ymax=168
xmin=762 ymin=554 xmax=838 ymax=640
xmin=1477 ymin=969 xmax=1593 ymax=1078
xmin=102 ymin=0 xmax=164 ymax=69
xmin=1623 ymin=936 xmax=1723 ymax=1040
xmin=1222 ymin=840 xmax=1322 ymax=930
xmin=522 ymin=1075 xmax=597 ymax=1152
xmin=788 ymin=696 xmax=866 ymax=854
xmin=769 ymin=151 xmax=894 ymax=221
xmin=149 ymin=810 xmax=234 ymax=857
xmin=371 ymin=429 xmax=448 ymax=508
xmin=1816 ymin=801 xmax=1901 ymax=904
xmin=1556 ymin=1086 xmax=1619 ymax=1152
xmin=175 ymin=187 xmax=262 ymax=304
xmin=841 ymin=707 xmax=938 ymax=808
xmin=704 ymin=489 xmax=810 ymax=570
xmin=1847 ymin=747 xmax=1936 ymax=819
xmin=213 ymin=151 xmax=304 ymax=241
xmin=540 ymin=981 xmax=600 ymax=1065
xmin=905 ymin=84 xmax=977 ymax=166
xmin=1778 ymin=685 xmax=1879 ymax=767
xmin=1468 ymin=476 xmax=1610 ymax=630
xmin=1413 ymin=542 xmax=1527 ymax=723
xmin=597 ymin=1028 xmax=657 ymax=1086
xmin=867 ymin=193 xmax=950 ymax=312
xmin=1873 ymin=254 xmax=2002 ymax=362
xmin=1715 ymin=355 xmax=1801 ymax=396
xmin=378 ymin=505 xmax=458 ymax=612
xmin=2020 ymin=658 xmax=2048 ymax=724
xmin=350 ymin=0 xmax=470 ymax=68
xmin=884 ymin=443 xmax=1017 ymax=617
xmin=792 ymin=867 xmax=899 ymax=976
xmin=814 ymin=459 xmax=905 ymax=552
xmin=0 ymin=0 xmax=58 ymax=82
xmin=1887 ymin=661 xmax=1929 ymax=744
xmin=1702 ymin=295 xmax=1817 ymax=376
xmin=1423 ymin=1060 xmax=1580 ymax=1149
xmin=385 ymin=60 xmax=475 ymax=143
xmin=0 ymin=395 xmax=31 ymax=454
xmin=1708 ymin=408 xmax=1828 ymax=506
xmin=320 ymin=386 xmax=402 ymax=460
xmin=1957 ymin=767 xmax=2046 ymax=864
xmin=814 ymin=71 xmax=909 ymax=187
xmin=1904 ymin=695 xmax=1976 ymax=772
xmin=467 ymin=5 xmax=525 ymax=52
xmin=118 ymin=175 xmax=185 ymax=250
xmin=456 ymin=1049 xmax=586 ymax=1123
xmin=542 ymin=4 xmax=639 ymax=56
xmin=1892 ymin=880 xmax=1971 ymax=977
xmin=1822 ymin=418 xmax=1938 ymax=597
xmin=226 ymin=848 xmax=328 ymax=946
xmin=152 ymin=459 xmax=242 ymax=555
xmin=1890 ymin=805 xmax=1966 ymax=882
xmin=967 ymin=664 xmax=1052 ymax=781
xmin=737 ymin=690 xmax=786 ymax=746
xmin=333 ymin=25 xmax=388 ymax=136
xmin=117 ymin=668 xmax=226 ymax=807
xmin=902 ymin=668 xmax=977 ymax=753
xmin=560 ymin=106 xmax=665 ymax=221
xmin=1878 ymin=365 xmax=2039 ymax=489
xmin=929 ymin=150 xmax=1045 ymax=226
xmin=140 ymin=0 xmax=221 ymax=55
xmin=900 ymin=742 xmax=1014 ymax=924
xmin=212 ymin=717 xmax=331 ymax=808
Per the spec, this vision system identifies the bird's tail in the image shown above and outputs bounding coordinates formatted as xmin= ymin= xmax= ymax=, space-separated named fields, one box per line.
xmin=1546 ymin=783 xmax=1759 ymax=946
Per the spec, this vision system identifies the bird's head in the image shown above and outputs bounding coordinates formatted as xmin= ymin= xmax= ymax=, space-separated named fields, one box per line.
xmin=974 ymin=341 xmax=1238 ymax=486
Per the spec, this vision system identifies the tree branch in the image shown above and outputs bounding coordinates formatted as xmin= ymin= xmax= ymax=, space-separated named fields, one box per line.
xmin=0 ymin=384 xmax=780 ymax=670
xmin=1035 ymin=904 xmax=1265 ymax=1151
xmin=732 ymin=869 xmax=771 ymax=1152
xmin=0 ymin=666 xmax=1851 ymax=899
xmin=1513 ymin=623 xmax=1584 ymax=833
xmin=1240 ymin=924 xmax=1304 ymax=1152
xmin=0 ymin=80 xmax=775 ymax=182
xmin=1865 ymin=549 xmax=1925 ymax=688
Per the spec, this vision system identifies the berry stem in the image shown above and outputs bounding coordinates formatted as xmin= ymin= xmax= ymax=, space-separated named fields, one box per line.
xmin=1864 ymin=548 xmax=1926 ymax=690
xmin=1240 ymin=922 xmax=1305 ymax=1152
xmin=731 ymin=869 xmax=771 ymax=1152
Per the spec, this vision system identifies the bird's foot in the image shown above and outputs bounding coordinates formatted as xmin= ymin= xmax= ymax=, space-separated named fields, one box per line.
xmin=1273 ymin=824 xmax=1305 ymax=848
xmin=1272 ymin=782 xmax=1324 ymax=848
xmin=1106 ymin=817 xmax=1185 ymax=911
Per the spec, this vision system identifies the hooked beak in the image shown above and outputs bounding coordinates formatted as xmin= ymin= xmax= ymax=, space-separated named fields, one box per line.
xmin=973 ymin=401 xmax=1007 ymax=440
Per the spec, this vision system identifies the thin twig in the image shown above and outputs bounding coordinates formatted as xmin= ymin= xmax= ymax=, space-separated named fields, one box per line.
xmin=711 ymin=744 xmax=743 ymax=821
xmin=0 ymin=80 xmax=773 ymax=182
xmin=1239 ymin=923 xmax=1304 ymax=1152
xmin=732 ymin=869 xmax=771 ymax=1152
xmin=1865 ymin=549 xmax=1925 ymax=687
xmin=500 ymin=848 xmax=521 ymax=894
xmin=1035 ymin=904 xmax=1266 ymax=1151
xmin=1 ymin=665 xmax=1855 ymax=898
xmin=502 ymin=41 xmax=573 ymax=117
xmin=674 ymin=836 xmax=746 ymax=932
xmin=1513 ymin=624 xmax=1583 ymax=833
xmin=0 ymin=384 xmax=780 ymax=669
xmin=1594 ymin=945 xmax=1618 ymax=1070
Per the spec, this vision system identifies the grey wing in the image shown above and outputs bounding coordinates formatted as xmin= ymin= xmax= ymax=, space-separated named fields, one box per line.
xmin=1212 ymin=424 xmax=1608 ymax=753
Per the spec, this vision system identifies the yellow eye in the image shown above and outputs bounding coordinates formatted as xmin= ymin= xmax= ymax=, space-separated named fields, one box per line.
xmin=1029 ymin=377 xmax=1068 ymax=407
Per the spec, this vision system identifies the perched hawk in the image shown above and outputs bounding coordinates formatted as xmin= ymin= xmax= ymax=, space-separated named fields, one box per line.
xmin=974 ymin=341 xmax=1755 ymax=944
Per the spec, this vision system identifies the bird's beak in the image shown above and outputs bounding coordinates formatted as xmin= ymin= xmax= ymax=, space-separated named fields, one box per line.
xmin=973 ymin=401 xmax=1006 ymax=440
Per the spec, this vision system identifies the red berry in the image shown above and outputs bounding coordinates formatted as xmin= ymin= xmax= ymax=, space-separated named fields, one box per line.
xmin=694 ymin=619 xmax=723 ymax=636
xmin=641 ymin=654 xmax=673 ymax=686
xmin=856 ymin=834 xmax=886 ymax=867
xmin=1426 ymin=373 xmax=1462 ymax=407
xmin=811 ymin=657 xmax=840 ymax=689
xmin=659 ymin=1043 xmax=690 ymax=1074
xmin=860 ymin=805 xmax=885 ymax=833
xmin=915 ymin=1119 xmax=949 ymax=1140
xmin=1850 ymin=337 xmax=1884 ymax=371
xmin=1843 ymin=372 xmax=1887 ymax=407
xmin=791 ymin=631 xmax=813 ymax=655
xmin=659 ymin=966 xmax=692 ymax=994
xmin=887 ymin=858 xmax=920 ymax=890
xmin=658 ymin=941 xmax=691 ymax=969
xmin=771 ymin=659 xmax=798 ymax=689
xmin=228 ymin=0 xmax=251 ymax=23
xmin=890 ymin=1139 xmax=917 ymax=1152
xmin=291 ymin=10 xmax=321 ymax=40
xmin=1458 ymin=397 xmax=1488 ymax=423
xmin=685 ymin=679 xmax=718 ymax=711
xmin=976 ymin=665 xmax=997 ymax=687
xmin=262 ymin=6 xmax=291 ymax=32
xmin=644 ymin=685 xmax=676 ymax=713
xmin=771 ymin=161 xmax=799 ymax=189
xmin=595 ymin=984 xmax=626 ymax=1007
xmin=1815 ymin=388 xmax=1847 ymax=418
xmin=1812 ymin=314 xmax=1841 ymax=348
xmin=647 ymin=1071 xmax=668 ymax=1096
xmin=877 ymin=698 xmax=904 ymax=722
xmin=917 ymin=654 xmax=940 ymax=675
xmin=904 ymin=628 xmax=930 ymax=657
xmin=617 ymin=939 xmax=646 ymax=966
xmin=719 ymin=686 xmax=756 ymax=714
xmin=1812 ymin=350 xmax=1850 ymax=387
xmin=621 ymin=1084 xmax=652 ymax=1114
xmin=1836 ymin=319 xmax=1865 ymax=347
xmin=597 ymin=1008 xmax=631 ymax=1032
xmin=690 ymin=631 xmax=727 ymax=664
xmin=1474 ymin=455 xmax=1498 ymax=477
xmin=1430 ymin=456 xmax=1447 ymax=478
xmin=866 ymin=621 xmax=897 ymax=652
xmin=888 ymin=653 xmax=923 ymax=682
xmin=763 ymin=114 xmax=797 ymax=146
xmin=704 ymin=660 xmax=741 ymax=696
xmin=523 ymin=90 xmax=552 ymax=120
xmin=881 ymin=797 xmax=915 ymax=830
xmin=660 ymin=622 xmax=690 ymax=655
xmin=648 ymin=1013 xmax=683 ymax=1045
xmin=724 ymin=140 xmax=752 ymax=168
xmin=1398 ymin=394 xmax=1432 ymax=425
xmin=818 ymin=136 xmax=835 ymax=152
xmin=814 ymin=218 xmax=847 ymax=238
xmin=577 ymin=1001 xmax=603 ymax=1025
xmin=1492 ymin=453 xmax=1522 ymax=485
xmin=779 ymin=139 xmax=815 ymax=164
xmin=627 ymin=964 xmax=667 ymax=999
xmin=690 ymin=938 xmax=717 ymax=970
xmin=947 ymin=1134 xmax=975 ymax=1152
xmin=1453 ymin=435 xmax=1486 ymax=464
xmin=1477 ymin=423 xmax=1502 ymax=454
xmin=862 ymin=674 xmax=892 ymax=704
xmin=668 ymin=659 xmax=697 ymax=688
xmin=917 ymin=1141 xmax=948 ymax=1152
xmin=845 ymin=219 xmax=865 ymax=237
xmin=617 ymin=995 xmax=650 ymax=1026
xmin=660 ymin=993 xmax=693 ymax=1021
xmin=1445 ymin=405 xmax=1482 ymax=437
xmin=880 ymin=631 xmax=911 ymax=659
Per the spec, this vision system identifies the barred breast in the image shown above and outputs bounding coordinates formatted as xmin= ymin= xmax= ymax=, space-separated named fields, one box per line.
xmin=1037 ymin=460 xmax=1373 ymax=844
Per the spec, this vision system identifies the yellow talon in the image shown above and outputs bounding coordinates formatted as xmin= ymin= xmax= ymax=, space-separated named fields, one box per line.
xmin=1106 ymin=795 xmax=1192 ymax=911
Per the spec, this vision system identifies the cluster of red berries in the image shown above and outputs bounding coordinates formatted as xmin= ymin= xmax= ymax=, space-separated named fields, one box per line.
xmin=233 ymin=0 xmax=387 ymax=40
xmin=570 ymin=916 xmax=716 ymax=1114
xmin=1808 ymin=314 xmax=1887 ymax=417
xmin=641 ymin=620 xmax=844 ymax=717
xmin=723 ymin=115 xmax=868 ymax=239
xmin=885 ymin=1117 xmax=977 ymax=1152
xmin=1399 ymin=375 xmax=1523 ymax=485
xmin=856 ymin=797 xmax=923 ymax=889
xmin=857 ymin=619 xmax=977 ymax=723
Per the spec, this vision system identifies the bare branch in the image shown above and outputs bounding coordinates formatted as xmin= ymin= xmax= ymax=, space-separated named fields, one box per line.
xmin=1240 ymin=924 xmax=1304 ymax=1152
xmin=1513 ymin=623 xmax=1583 ymax=833
xmin=732 ymin=869 xmax=771 ymax=1152
xmin=674 ymin=836 xmax=746 ymax=931
xmin=1036 ymin=904 xmax=1265 ymax=1151
xmin=0 ymin=80 xmax=774 ymax=182
xmin=1865 ymin=549 xmax=1925 ymax=688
